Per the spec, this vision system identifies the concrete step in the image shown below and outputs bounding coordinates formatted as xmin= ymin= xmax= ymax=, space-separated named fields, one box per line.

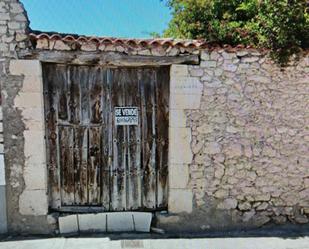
xmin=58 ymin=212 xmax=152 ymax=234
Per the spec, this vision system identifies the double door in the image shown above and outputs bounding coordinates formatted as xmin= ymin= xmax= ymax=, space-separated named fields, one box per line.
xmin=43 ymin=64 xmax=169 ymax=212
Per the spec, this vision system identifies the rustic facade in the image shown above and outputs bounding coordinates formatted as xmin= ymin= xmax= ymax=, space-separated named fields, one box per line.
xmin=0 ymin=0 xmax=308 ymax=235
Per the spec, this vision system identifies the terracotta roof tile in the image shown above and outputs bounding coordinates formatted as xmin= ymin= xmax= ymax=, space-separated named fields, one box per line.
xmin=29 ymin=30 xmax=268 ymax=54
xmin=29 ymin=31 xmax=208 ymax=50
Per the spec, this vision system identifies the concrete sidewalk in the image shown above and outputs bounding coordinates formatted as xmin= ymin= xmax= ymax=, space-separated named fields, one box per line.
xmin=0 ymin=237 xmax=309 ymax=249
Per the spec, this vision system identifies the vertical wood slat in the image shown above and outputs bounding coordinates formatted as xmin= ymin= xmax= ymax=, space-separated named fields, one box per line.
xmin=43 ymin=65 xmax=61 ymax=209
xmin=68 ymin=66 xmax=80 ymax=125
xmin=88 ymin=127 xmax=102 ymax=205
xmin=56 ymin=65 xmax=69 ymax=122
xmin=78 ymin=66 xmax=90 ymax=125
xmin=55 ymin=65 xmax=76 ymax=206
xmin=141 ymin=69 xmax=157 ymax=209
xmin=59 ymin=125 xmax=75 ymax=205
xmin=87 ymin=67 xmax=102 ymax=205
xmin=111 ymin=69 xmax=127 ymax=211
xmin=101 ymin=68 xmax=111 ymax=210
xmin=89 ymin=66 xmax=103 ymax=124
xmin=73 ymin=65 xmax=90 ymax=205
xmin=155 ymin=67 xmax=170 ymax=208
xmin=125 ymin=69 xmax=142 ymax=210
xmin=74 ymin=126 xmax=88 ymax=205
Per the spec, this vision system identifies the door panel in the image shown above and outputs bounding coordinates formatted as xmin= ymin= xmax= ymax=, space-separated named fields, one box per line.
xmin=74 ymin=126 xmax=88 ymax=205
xmin=43 ymin=64 xmax=169 ymax=212
xmin=59 ymin=126 xmax=74 ymax=205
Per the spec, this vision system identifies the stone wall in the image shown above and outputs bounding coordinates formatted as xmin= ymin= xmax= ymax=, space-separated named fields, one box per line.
xmin=0 ymin=0 xmax=29 ymax=234
xmin=1 ymin=0 xmax=309 ymax=235
xmin=163 ymin=50 xmax=309 ymax=231
xmin=0 ymin=0 xmax=54 ymax=234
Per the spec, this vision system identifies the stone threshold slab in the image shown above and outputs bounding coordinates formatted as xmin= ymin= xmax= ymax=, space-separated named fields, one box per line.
xmin=58 ymin=212 xmax=152 ymax=234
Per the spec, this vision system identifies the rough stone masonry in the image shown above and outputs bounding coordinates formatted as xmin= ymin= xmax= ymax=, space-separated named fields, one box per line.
xmin=0 ymin=0 xmax=308 ymax=235
xmin=0 ymin=0 xmax=53 ymax=234
xmin=163 ymin=51 xmax=309 ymax=231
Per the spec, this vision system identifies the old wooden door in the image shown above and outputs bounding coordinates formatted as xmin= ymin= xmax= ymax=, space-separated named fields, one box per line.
xmin=43 ymin=64 xmax=169 ymax=212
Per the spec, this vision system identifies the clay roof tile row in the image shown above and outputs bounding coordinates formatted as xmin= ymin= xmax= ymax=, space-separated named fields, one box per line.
xmin=29 ymin=31 xmax=264 ymax=53
xmin=29 ymin=32 xmax=208 ymax=49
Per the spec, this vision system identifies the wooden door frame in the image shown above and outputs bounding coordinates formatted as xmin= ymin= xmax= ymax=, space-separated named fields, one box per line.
xmin=42 ymin=64 xmax=171 ymax=213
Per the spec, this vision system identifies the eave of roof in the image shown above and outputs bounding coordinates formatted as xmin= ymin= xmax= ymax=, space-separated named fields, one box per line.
xmin=28 ymin=30 xmax=257 ymax=55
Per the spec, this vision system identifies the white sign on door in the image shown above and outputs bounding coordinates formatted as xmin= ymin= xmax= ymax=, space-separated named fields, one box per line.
xmin=115 ymin=107 xmax=139 ymax=126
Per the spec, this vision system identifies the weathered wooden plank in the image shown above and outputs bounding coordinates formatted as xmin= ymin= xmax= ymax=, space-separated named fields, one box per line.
xmin=88 ymin=127 xmax=102 ymax=205
xmin=73 ymin=126 xmax=88 ymax=205
xmin=111 ymin=69 xmax=127 ymax=211
xmin=89 ymin=66 xmax=102 ymax=124
xmin=125 ymin=69 xmax=142 ymax=210
xmin=18 ymin=50 xmax=199 ymax=66
xmin=68 ymin=66 xmax=80 ymax=124
xmin=55 ymin=65 xmax=69 ymax=122
xmin=71 ymin=65 xmax=90 ymax=125
xmin=141 ymin=69 xmax=157 ymax=209
xmin=43 ymin=64 xmax=61 ymax=209
xmin=155 ymin=67 xmax=169 ymax=208
xmin=59 ymin=125 xmax=75 ymax=205
xmin=100 ymin=68 xmax=111 ymax=210
xmin=57 ymin=206 xmax=105 ymax=213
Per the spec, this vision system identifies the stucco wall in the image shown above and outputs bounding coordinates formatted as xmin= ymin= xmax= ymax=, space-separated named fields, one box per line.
xmin=163 ymin=50 xmax=309 ymax=231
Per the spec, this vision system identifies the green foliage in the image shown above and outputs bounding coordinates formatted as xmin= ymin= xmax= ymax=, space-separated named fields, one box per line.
xmin=164 ymin=0 xmax=309 ymax=64
xmin=148 ymin=32 xmax=162 ymax=38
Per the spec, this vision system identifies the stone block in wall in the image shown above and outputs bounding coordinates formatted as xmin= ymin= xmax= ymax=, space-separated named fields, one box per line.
xmin=169 ymin=164 xmax=189 ymax=189
xmin=14 ymin=92 xmax=44 ymax=109
xmin=9 ymin=60 xmax=42 ymax=76
xmin=107 ymin=212 xmax=134 ymax=232
xmin=170 ymin=93 xmax=202 ymax=110
xmin=169 ymin=188 xmax=193 ymax=213
xmin=170 ymin=77 xmax=203 ymax=95
xmin=169 ymin=109 xmax=187 ymax=128
xmin=24 ymin=119 xmax=45 ymax=131
xmin=201 ymin=51 xmax=210 ymax=61
xmin=170 ymin=64 xmax=203 ymax=110
xmin=78 ymin=213 xmax=106 ymax=233
xmin=19 ymin=189 xmax=48 ymax=215
xmin=21 ymin=106 xmax=45 ymax=133
xmin=20 ymin=75 xmax=44 ymax=93
xmin=200 ymin=60 xmax=217 ymax=68
xmin=169 ymin=127 xmax=192 ymax=164
xmin=170 ymin=65 xmax=189 ymax=77
xmin=23 ymin=163 xmax=47 ymax=190
xmin=58 ymin=215 xmax=78 ymax=234
xmin=24 ymin=130 xmax=46 ymax=163
xmin=19 ymin=107 xmax=44 ymax=123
